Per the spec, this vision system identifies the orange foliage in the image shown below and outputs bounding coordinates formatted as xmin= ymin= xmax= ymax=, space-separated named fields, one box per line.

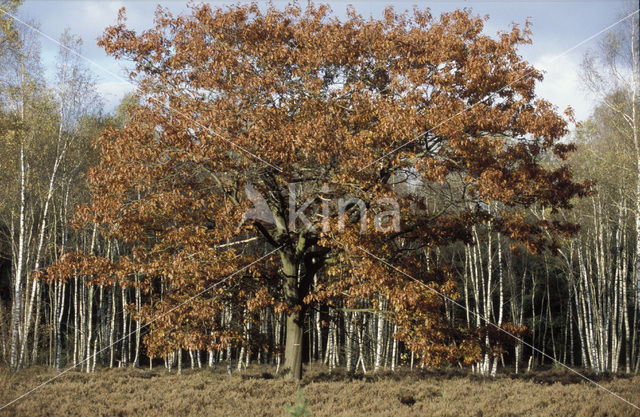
xmin=49 ymin=3 xmax=588 ymax=365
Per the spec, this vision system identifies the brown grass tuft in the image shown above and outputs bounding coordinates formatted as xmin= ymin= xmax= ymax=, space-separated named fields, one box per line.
xmin=398 ymin=394 xmax=416 ymax=406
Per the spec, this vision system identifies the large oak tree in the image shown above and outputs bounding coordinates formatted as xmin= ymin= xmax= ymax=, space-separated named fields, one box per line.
xmin=55 ymin=3 xmax=588 ymax=379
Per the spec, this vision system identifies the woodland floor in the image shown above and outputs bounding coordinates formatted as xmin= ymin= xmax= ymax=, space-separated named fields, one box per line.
xmin=0 ymin=364 xmax=639 ymax=416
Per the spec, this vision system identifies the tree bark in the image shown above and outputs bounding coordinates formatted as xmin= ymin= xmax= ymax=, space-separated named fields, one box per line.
xmin=9 ymin=145 xmax=27 ymax=371
xmin=281 ymin=245 xmax=304 ymax=379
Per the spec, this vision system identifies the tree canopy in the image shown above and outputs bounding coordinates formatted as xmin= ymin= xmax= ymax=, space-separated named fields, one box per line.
xmin=49 ymin=3 xmax=589 ymax=379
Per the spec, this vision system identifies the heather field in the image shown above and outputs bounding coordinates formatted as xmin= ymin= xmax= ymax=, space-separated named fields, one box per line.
xmin=0 ymin=366 xmax=638 ymax=416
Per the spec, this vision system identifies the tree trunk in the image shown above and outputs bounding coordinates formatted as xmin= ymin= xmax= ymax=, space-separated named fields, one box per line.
xmin=9 ymin=145 xmax=27 ymax=371
xmin=133 ymin=281 xmax=141 ymax=367
xmin=345 ymin=311 xmax=353 ymax=372
xmin=121 ymin=286 xmax=128 ymax=367
xmin=281 ymin=250 xmax=303 ymax=380
xmin=109 ymin=283 xmax=116 ymax=368
xmin=283 ymin=311 xmax=303 ymax=379
xmin=85 ymin=285 xmax=94 ymax=373
xmin=55 ymin=282 xmax=65 ymax=370
xmin=30 ymin=282 xmax=42 ymax=365
xmin=374 ymin=297 xmax=385 ymax=373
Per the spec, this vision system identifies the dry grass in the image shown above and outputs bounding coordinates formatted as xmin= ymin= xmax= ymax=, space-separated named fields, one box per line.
xmin=0 ymin=365 xmax=638 ymax=416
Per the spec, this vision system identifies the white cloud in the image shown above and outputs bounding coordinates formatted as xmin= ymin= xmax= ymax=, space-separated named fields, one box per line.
xmin=534 ymin=54 xmax=593 ymax=123
xmin=80 ymin=1 xmax=122 ymax=24
xmin=95 ymin=81 xmax=134 ymax=112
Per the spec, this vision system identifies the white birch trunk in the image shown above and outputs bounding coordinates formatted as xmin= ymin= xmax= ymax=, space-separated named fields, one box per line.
xmin=374 ymin=298 xmax=385 ymax=373
xmin=9 ymin=145 xmax=27 ymax=371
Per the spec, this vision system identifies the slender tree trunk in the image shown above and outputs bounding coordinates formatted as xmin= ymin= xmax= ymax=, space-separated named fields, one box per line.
xmin=356 ymin=313 xmax=367 ymax=374
xmin=133 ymin=280 xmax=141 ymax=367
xmin=9 ymin=145 xmax=27 ymax=371
xmin=30 ymin=283 xmax=42 ymax=364
xmin=345 ymin=311 xmax=353 ymax=372
xmin=121 ymin=286 xmax=127 ymax=367
xmin=374 ymin=297 xmax=385 ymax=373
xmin=391 ymin=323 xmax=398 ymax=372
xmin=491 ymin=234 xmax=504 ymax=377
xmin=274 ymin=310 xmax=282 ymax=374
xmin=73 ymin=275 xmax=79 ymax=366
xmin=55 ymin=282 xmax=65 ymax=370
xmin=109 ymin=283 xmax=116 ymax=368
xmin=85 ymin=285 xmax=94 ymax=372
xmin=314 ymin=274 xmax=322 ymax=362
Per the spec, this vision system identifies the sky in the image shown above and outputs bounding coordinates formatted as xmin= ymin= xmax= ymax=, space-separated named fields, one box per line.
xmin=8 ymin=0 xmax=639 ymax=123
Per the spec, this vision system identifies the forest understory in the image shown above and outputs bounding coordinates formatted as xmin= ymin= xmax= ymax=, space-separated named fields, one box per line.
xmin=0 ymin=364 xmax=638 ymax=416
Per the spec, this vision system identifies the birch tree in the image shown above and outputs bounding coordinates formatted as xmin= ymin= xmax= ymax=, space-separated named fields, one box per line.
xmin=581 ymin=3 xmax=640 ymax=308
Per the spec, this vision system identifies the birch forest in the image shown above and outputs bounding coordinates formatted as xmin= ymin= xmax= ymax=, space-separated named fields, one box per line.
xmin=1 ymin=1 xmax=640 ymax=383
